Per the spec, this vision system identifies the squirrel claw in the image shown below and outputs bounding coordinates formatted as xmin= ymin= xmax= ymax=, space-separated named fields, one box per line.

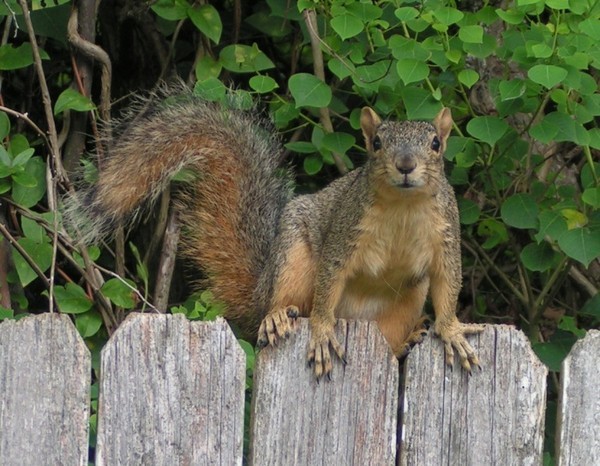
xmin=396 ymin=316 xmax=430 ymax=358
xmin=434 ymin=320 xmax=483 ymax=372
xmin=257 ymin=305 xmax=299 ymax=348
xmin=307 ymin=327 xmax=345 ymax=380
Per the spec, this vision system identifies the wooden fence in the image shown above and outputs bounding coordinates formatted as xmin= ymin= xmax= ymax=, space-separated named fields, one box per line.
xmin=0 ymin=312 xmax=597 ymax=465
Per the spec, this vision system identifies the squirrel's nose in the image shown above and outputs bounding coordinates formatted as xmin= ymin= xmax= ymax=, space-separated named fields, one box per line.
xmin=396 ymin=156 xmax=416 ymax=175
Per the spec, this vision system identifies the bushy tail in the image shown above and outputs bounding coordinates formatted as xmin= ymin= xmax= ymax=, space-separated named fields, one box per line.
xmin=65 ymin=89 xmax=293 ymax=330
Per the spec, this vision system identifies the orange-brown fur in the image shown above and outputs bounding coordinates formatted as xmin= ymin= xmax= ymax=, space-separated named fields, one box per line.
xmin=68 ymin=89 xmax=480 ymax=381
xmin=259 ymin=106 xmax=481 ymax=378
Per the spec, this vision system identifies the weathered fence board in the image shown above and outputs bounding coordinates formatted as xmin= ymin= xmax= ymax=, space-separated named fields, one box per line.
xmin=249 ymin=319 xmax=399 ymax=466
xmin=95 ymin=313 xmax=245 ymax=466
xmin=0 ymin=313 xmax=90 ymax=466
xmin=400 ymin=325 xmax=547 ymax=466
xmin=557 ymin=329 xmax=600 ymax=465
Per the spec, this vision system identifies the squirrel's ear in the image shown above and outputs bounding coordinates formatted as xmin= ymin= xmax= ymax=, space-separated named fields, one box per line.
xmin=360 ymin=107 xmax=382 ymax=143
xmin=433 ymin=107 xmax=453 ymax=151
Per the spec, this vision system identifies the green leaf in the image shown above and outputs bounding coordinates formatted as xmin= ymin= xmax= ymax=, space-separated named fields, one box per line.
xmin=12 ymin=148 xmax=35 ymax=167
xmin=580 ymin=293 xmax=600 ymax=320
xmin=328 ymin=58 xmax=354 ymax=80
xmin=129 ymin=242 xmax=149 ymax=285
xmin=0 ymin=112 xmax=10 ymax=139
xmin=285 ymin=141 xmax=316 ymax=154
xmin=402 ymin=87 xmax=440 ymax=120
xmin=54 ymin=283 xmax=93 ymax=314
xmin=546 ymin=0 xmax=569 ymax=9
xmin=579 ymin=18 xmax=600 ymax=40
xmin=330 ymin=14 xmax=364 ymax=40
xmin=12 ymin=238 xmax=53 ymax=287
xmin=530 ymin=43 xmax=553 ymax=58
xmin=219 ymin=44 xmax=275 ymax=73
xmin=8 ymin=134 xmax=30 ymax=158
xmin=540 ymin=112 xmax=590 ymax=145
xmin=12 ymin=168 xmax=38 ymax=187
xmin=558 ymin=316 xmax=586 ymax=338
xmin=53 ymin=88 xmax=96 ymax=115
xmin=0 ymin=146 xmax=11 ymax=168
xmin=21 ymin=216 xmax=45 ymax=243
xmin=0 ymin=43 xmax=37 ymax=70
xmin=272 ymin=102 xmax=300 ymax=128
xmin=458 ymin=198 xmax=481 ymax=225
xmin=238 ymin=339 xmax=255 ymax=373
xmin=458 ymin=69 xmax=479 ymax=88
xmin=535 ymin=210 xmax=567 ymax=243
xmin=495 ymin=8 xmax=525 ymax=24
xmin=477 ymin=218 xmax=509 ymax=249
xmin=529 ymin=119 xmax=559 ymax=143
xmin=558 ymin=227 xmax=600 ymax=267
xmin=466 ymin=116 xmax=509 ymax=146
xmin=582 ymin=188 xmax=600 ymax=208
xmin=394 ymin=7 xmax=419 ymax=21
xmin=188 ymin=4 xmax=222 ymax=44
xmin=354 ymin=61 xmax=390 ymax=89
xmin=397 ymin=59 xmax=429 ymax=85
xmin=528 ymin=65 xmax=568 ymax=89
xmin=517 ymin=0 xmax=543 ymax=5
xmin=288 ymin=73 xmax=332 ymax=108
xmin=462 ymin=34 xmax=496 ymax=58
xmin=249 ymin=75 xmax=279 ymax=93
xmin=520 ymin=242 xmax=557 ymax=272
xmin=459 ymin=25 xmax=484 ymax=44
xmin=581 ymin=163 xmax=600 ymax=190
xmin=101 ymin=278 xmax=137 ymax=309
xmin=12 ymin=157 xmax=46 ymax=208
xmin=75 ymin=310 xmax=103 ymax=337
xmin=150 ymin=0 xmax=188 ymax=20
xmin=194 ymin=56 xmax=221 ymax=81
xmin=501 ymin=193 xmax=539 ymax=229
xmin=561 ymin=209 xmax=587 ymax=229
xmin=193 ymin=77 xmax=227 ymax=102
xmin=499 ymin=79 xmax=526 ymax=101
xmin=303 ymin=154 xmax=323 ymax=175
xmin=532 ymin=333 xmax=576 ymax=372
xmin=433 ymin=7 xmax=464 ymax=25
xmin=321 ymin=132 xmax=355 ymax=154
xmin=0 ymin=306 xmax=14 ymax=320
xmin=346 ymin=3 xmax=382 ymax=21
xmin=389 ymin=36 xmax=429 ymax=61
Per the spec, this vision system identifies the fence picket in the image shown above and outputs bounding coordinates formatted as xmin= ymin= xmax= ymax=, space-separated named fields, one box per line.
xmin=95 ymin=313 xmax=245 ymax=465
xmin=557 ymin=329 xmax=600 ymax=465
xmin=400 ymin=325 xmax=547 ymax=466
xmin=0 ymin=313 xmax=90 ymax=466
xmin=249 ymin=319 xmax=399 ymax=466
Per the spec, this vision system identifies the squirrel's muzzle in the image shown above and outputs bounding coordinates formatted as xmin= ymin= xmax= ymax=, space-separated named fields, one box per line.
xmin=395 ymin=155 xmax=417 ymax=175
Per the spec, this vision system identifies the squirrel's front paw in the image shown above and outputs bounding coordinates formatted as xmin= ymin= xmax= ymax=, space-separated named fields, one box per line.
xmin=307 ymin=324 xmax=346 ymax=381
xmin=257 ymin=305 xmax=299 ymax=348
xmin=434 ymin=318 xmax=483 ymax=371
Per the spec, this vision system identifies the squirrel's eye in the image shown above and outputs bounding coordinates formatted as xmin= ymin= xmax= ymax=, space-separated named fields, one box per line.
xmin=431 ymin=136 xmax=441 ymax=152
xmin=373 ymin=136 xmax=382 ymax=151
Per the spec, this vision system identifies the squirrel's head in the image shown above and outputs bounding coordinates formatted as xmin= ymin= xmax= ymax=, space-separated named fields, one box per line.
xmin=360 ymin=107 xmax=453 ymax=196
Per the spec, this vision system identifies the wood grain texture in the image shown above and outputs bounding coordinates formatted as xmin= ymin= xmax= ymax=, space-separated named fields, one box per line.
xmin=400 ymin=325 xmax=547 ymax=466
xmin=557 ymin=329 xmax=600 ymax=465
xmin=249 ymin=318 xmax=399 ymax=466
xmin=95 ymin=313 xmax=245 ymax=466
xmin=0 ymin=313 xmax=90 ymax=466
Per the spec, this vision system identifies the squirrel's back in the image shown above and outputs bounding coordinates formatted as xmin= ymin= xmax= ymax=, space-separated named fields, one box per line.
xmin=66 ymin=90 xmax=293 ymax=329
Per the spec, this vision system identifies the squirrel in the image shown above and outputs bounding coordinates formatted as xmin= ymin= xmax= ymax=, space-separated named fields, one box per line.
xmin=67 ymin=88 xmax=482 ymax=379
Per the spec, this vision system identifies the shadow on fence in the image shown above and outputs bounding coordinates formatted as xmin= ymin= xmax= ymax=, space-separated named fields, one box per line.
xmin=0 ymin=312 xmax=597 ymax=465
